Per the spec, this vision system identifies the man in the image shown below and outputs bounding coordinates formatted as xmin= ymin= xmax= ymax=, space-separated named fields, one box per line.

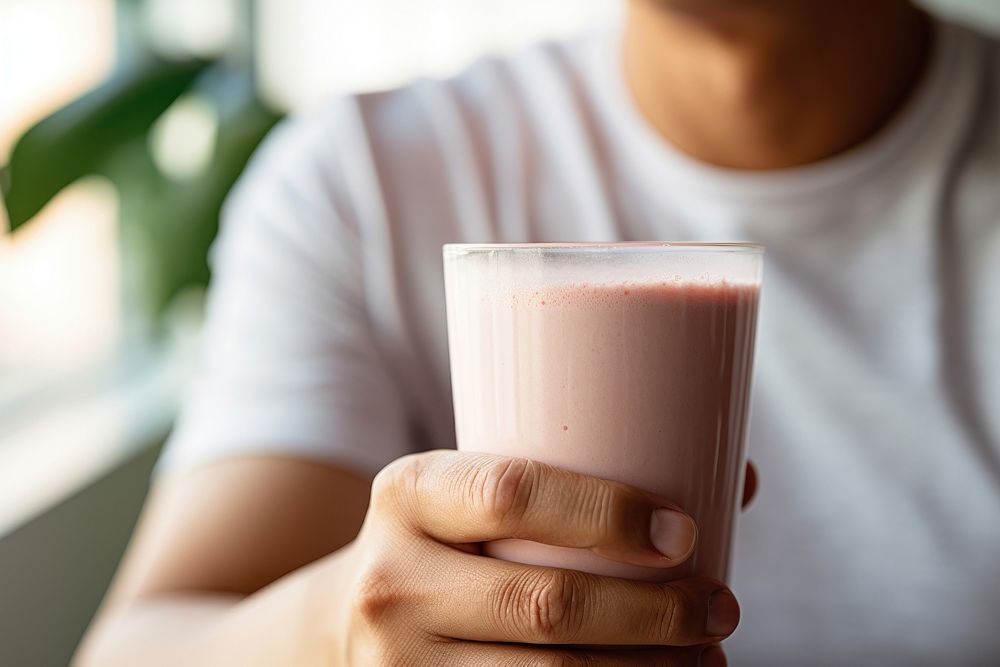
xmin=78 ymin=0 xmax=1000 ymax=665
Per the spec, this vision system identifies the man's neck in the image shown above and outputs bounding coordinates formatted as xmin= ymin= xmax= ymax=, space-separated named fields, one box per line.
xmin=623 ymin=0 xmax=933 ymax=170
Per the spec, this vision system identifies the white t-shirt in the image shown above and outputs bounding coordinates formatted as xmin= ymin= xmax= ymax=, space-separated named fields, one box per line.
xmin=161 ymin=18 xmax=1000 ymax=666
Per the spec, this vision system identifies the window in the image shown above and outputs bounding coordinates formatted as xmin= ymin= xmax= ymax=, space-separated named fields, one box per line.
xmin=0 ymin=0 xmax=117 ymax=374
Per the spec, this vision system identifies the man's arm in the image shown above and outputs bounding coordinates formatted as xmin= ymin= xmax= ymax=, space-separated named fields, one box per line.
xmin=78 ymin=450 xmax=751 ymax=666
xmin=75 ymin=457 xmax=371 ymax=666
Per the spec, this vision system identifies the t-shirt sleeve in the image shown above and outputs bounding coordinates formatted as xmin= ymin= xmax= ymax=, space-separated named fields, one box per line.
xmin=157 ymin=106 xmax=413 ymax=477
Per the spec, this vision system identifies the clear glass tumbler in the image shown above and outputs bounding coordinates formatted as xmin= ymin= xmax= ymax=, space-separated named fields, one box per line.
xmin=444 ymin=242 xmax=763 ymax=583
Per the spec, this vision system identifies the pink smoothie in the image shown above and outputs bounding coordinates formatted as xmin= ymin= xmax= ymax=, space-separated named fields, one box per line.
xmin=448 ymin=279 xmax=760 ymax=583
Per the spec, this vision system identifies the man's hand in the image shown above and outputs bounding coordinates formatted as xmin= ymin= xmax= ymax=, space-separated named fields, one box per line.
xmin=326 ymin=451 xmax=746 ymax=665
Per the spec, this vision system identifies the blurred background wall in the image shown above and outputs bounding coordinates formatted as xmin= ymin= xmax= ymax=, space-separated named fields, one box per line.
xmin=0 ymin=1 xmax=998 ymax=665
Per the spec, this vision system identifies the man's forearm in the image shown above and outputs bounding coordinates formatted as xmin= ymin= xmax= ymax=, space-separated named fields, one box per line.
xmin=75 ymin=595 xmax=242 ymax=667
xmin=75 ymin=558 xmax=338 ymax=667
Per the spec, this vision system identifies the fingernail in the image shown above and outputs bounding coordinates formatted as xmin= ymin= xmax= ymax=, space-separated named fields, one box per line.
xmin=706 ymin=590 xmax=740 ymax=637
xmin=700 ymin=645 xmax=727 ymax=667
xmin=649 ymin=509 xmax=697 ymax=560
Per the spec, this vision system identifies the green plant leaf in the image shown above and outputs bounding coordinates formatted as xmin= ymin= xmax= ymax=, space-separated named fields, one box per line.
xmin=2 ymin=56 xmax=210 ymax=230
xmin=142 ymin=97 xmax=282 ymax=315
xmin=102 ymin=63 xmax=283 ymax=315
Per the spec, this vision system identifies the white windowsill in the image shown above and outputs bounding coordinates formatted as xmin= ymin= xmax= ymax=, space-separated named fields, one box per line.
xmin=0 ymin=329 xmax=198 ymax=537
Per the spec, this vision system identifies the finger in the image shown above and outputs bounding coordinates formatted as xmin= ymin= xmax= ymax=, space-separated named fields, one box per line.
xmin=444 ymin=640 xmax=717 ymax=667
xmin=375 ymin=451 xmax=698 ymax=568
xmin=421 ymin=547 xmax=740 ymax=646
xmin=742 ymin=461 xmax=758 ymax=509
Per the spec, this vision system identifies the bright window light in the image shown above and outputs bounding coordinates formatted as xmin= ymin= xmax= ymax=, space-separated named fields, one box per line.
xmin=143 ymin=0 xmax=242 ymax=59
xmin=149 ymin=94 xmax=220 ymax=182
xmin=0 ymin=0 xmax=115 ymax=162
xmin=0 ymin=0 xmax=118 ymax=375
xmin=0 ymin=178 xmax=121 ymax=371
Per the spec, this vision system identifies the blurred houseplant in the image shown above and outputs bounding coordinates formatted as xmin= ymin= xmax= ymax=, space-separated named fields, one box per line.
xmin=1 ymin=0 xmax=283 ymax=325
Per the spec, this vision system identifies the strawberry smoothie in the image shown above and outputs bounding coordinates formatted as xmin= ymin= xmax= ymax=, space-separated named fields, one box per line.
xmin=444 ymin=244 xmax=762 ymax=583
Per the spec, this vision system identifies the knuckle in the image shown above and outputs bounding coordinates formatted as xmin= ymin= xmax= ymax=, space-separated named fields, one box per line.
xmin=496 ymin=568 xmax=585 ymax=643
xmin=352 ymin=561 xmax=404 ymax=625
xmin=371 ymin=453 xmax=426 ymax=509
xmin=588 ymin=481 xmax=619 ymax=544
xmin=651 ymin=583 xmax=694 ymax=641
xmin=470 ymin=457 xmax=537 ymax=529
